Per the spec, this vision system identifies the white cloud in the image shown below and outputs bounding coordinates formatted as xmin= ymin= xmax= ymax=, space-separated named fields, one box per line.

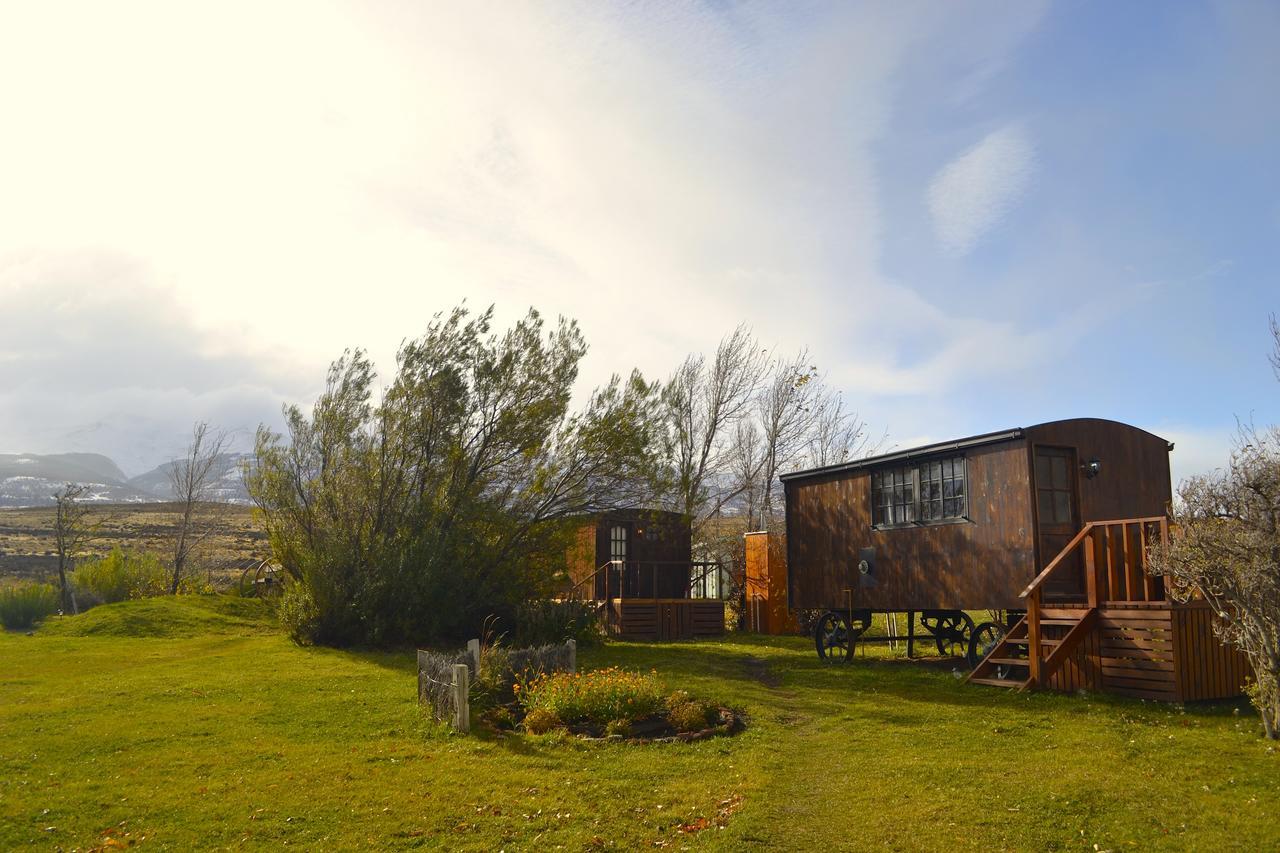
xmin=0 ymin=2 xmax=1053 ymax=461
xmin=928 ymin=124 xmax=1037 ymax=255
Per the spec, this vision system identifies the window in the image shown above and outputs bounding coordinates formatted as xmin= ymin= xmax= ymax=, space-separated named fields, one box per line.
xmin=871 ymin=455 xmax=967 ymax=527
xmin=1035 ymin=449 xmax=1073 ymax=524
xmin=609 ymin=525 xmax=628 ymax=563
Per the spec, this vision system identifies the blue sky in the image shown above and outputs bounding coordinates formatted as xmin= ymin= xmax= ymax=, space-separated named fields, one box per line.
xmin=0 ymin=1 xmax=1276 ymax=482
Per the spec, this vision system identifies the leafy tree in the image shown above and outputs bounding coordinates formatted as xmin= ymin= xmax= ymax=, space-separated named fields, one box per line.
xmin=246 ymin=306 xmax=662 ymax=646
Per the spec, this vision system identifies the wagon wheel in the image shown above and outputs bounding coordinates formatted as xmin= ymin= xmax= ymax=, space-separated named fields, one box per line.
xmin=240 ymin=559 xmax=283 ymax=598
xmin=919 ymin=610 xmax=974 ymax=658
xmin=814 ymin=610 xmax=871 ymax=662
xmin=967 ymin=620 xmax=1008 ymax=674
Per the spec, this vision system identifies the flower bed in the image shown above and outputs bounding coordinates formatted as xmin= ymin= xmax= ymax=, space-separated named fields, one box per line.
xmin=494 ymin=666 xmax=744 ymax=742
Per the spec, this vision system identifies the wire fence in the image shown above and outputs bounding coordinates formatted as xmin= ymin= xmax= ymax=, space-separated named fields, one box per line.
xmin=417 ymin=649 xmax=474 ymax=725
xmin=417 ymin=639 xmax=577 ymax=734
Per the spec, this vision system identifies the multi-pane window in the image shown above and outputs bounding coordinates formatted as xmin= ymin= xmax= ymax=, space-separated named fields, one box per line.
xmin=871 ymin=455 xmax=967 ymax=527
xmin=609 ymin=525 xmax=628 ymax=562
xmin=1035 ymin=449 xmax=1073 ymax=524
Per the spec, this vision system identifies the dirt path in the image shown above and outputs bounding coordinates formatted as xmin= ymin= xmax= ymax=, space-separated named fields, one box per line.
xmin=742 ymin=655 xmax=783 ymax=688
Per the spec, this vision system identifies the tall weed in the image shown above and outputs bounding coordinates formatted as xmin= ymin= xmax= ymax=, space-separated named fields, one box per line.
xmin=72 ymin=548 xmax=168 ymax=605
xmin=0 ymin=582 xmax=60 ymax=629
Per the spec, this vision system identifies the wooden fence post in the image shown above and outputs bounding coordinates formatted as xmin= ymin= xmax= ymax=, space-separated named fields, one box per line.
xmin=566 ymin=638 xmax=577 ymax=673
xmin=416 ymin=650 xmax=427 ymax=703
xmin=466 ymin=638 xmax=481 ymax=675
xmin=452 ymin=663 xmax=470 ymax=733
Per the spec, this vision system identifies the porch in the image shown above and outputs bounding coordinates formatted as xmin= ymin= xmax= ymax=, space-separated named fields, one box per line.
xmin=568 ymin=560 xmax=729 ymax=641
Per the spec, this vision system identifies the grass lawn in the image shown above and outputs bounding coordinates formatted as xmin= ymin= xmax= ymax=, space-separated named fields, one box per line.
xmin=2 ymin=597 xmax=1277 ymax=851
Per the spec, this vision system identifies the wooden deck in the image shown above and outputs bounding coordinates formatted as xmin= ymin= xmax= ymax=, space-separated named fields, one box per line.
xmin=605 ymin=598 xmax=725 ymax=641
xmin=970 ymin=517 xmax=1253 ymax=702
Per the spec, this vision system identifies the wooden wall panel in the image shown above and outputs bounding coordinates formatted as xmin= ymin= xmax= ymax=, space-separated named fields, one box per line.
xmin=786 ymin=440 xmax=1035 ymax=611
xmin=1023 ymin=419 xmax=1172 ymax=524
xmin=1173 ymin=606 xmax=1252 ymax=701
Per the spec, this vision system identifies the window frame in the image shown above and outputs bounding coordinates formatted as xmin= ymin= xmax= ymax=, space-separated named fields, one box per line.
xmin=870 ymin=454 xmax=970 ymax=530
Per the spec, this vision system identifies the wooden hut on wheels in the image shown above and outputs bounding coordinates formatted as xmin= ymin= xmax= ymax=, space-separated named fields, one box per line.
xmin=781 ymin=418 xmax=1251 ymax=702
xmin=563 ymin=509 xmax=726 ymax=641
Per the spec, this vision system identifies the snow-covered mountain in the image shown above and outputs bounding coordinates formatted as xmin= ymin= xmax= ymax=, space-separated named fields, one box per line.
xmin=127 ymin=453 xmax=252 ymax=504
xmin=0 ymin=453 xmax=157 ymax=506
xmin=0 ymin=451 xmax=252 ymax=507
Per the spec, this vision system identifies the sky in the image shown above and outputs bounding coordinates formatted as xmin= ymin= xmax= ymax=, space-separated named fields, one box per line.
xmin=0 ymin=0 xmax=1277 ymax=483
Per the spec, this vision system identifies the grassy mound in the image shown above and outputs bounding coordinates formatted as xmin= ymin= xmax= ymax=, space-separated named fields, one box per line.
xmin=38 ymin=594 xmax=274 ymax=639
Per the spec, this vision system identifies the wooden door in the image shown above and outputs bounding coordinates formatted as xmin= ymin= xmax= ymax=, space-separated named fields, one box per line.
xmin=597 ymin=521 xmax=633 ymax=597
xmin=1034 ymin=446 xmax=1083 ymax=601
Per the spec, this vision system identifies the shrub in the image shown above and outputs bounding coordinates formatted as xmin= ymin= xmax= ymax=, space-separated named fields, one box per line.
xmin=604 ymin=718 xmax=632 ymax=738
xmin=277 ymin=583 xmax=321 ymax=645
xmin=485 ymin=706 xmax=517 ymax=731
xmin=513 ymin=599 xmax=603 ymax=648
xmin=72 ymin=549 xmax=168 ymax=604
xmin=0 ymin=582 xmax=60 ymax=630
xmin=522 ymin=707 xmax=561 ymax=734
xmin=517 ymin=667 xmax=665 ymax=726
xmin=667 ymin=700 xmax=717 ymax=733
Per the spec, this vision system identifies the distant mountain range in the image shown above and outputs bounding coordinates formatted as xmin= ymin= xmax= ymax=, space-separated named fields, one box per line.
xmin=0 ymin=452 xmax=253 ymax=508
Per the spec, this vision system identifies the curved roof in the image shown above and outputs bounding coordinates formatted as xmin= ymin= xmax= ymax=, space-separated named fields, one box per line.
xmin=779 ymin=418 xmax=1172 ymax=483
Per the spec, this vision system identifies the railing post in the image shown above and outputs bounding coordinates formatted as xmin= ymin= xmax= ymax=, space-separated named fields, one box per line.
xmin=1102 ymin=525 xmax=1115 ymax=604
xmin=1084 ymin=532 xmax=1098 ymax=609
xmin=1027 ymin=593 xmax=1042 ymax=687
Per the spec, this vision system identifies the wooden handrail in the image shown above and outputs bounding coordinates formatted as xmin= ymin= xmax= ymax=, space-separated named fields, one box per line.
xmin=566 ymin=560 xmax=726 ymax=602
xmin=1019 ymin=516 xmax=1168 ymax=600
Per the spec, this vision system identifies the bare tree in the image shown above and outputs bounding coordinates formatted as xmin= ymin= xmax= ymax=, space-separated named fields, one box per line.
xmin=1270 ymin=313 xmax=1279 ymax=381
xmin=807 ymin=393 xmax=880 ymax=470
xmin=1149 ymin=424 xmax=1280 ymax=738
xmin=662 ymin=325 xmax=768 ymax=526
xmin=168 ymin=421 xmax=230 ymax=594
xmin=1148 ymin=321 xmax=1280 ymax=738
xmin=740 ymin=354 xmax=880 ymax=530
xmin=52 ymin=483 xmax=94 ymax=614
xmin=663 ymin=328 xmax=879 ymax=535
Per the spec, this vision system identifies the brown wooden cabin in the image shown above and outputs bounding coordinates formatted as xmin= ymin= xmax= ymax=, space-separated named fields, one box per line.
xmin=782 ymin=418 xmax=1251 ymax=702
xmin=564 ymin=509 xmax=725 ymax=641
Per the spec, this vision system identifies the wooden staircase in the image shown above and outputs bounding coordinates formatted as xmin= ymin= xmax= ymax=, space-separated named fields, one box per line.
xmin=968 ymin=517 xmax=1168 ymax=692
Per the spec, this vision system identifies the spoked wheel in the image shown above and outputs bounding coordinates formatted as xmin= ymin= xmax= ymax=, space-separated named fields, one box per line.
xmin=920 ymin=610 xmax=974 ymax=658
xmin=967 ymin=620 xmax=1008 ymax=674
xmin=239 ymin=559 xmax=284 ymax=598
xmin=814 ymin=610 xmax=871 ymax=662
xmin=815 ymin=612 xmax=851 ymax=662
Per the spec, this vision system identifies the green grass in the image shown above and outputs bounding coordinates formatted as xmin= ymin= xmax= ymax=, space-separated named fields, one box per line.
xmin=2 ymin=598 xmax=1278 ymax=851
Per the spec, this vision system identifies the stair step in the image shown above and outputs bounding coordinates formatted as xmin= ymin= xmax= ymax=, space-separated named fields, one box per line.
xmin=1007 ymin=637 xmax=1030 ymax=645
xmin=970 ymin=677 xmax=1029 ymax=688
xmin=985 ymin=657 xmax=1029 ymax=667
xmin=1041 ymin=608 xmax=1090 ymax=619
xmin=1040 ymin=619 xmax=1080 ymax=627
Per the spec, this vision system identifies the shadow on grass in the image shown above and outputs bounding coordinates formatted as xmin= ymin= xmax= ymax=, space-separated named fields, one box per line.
xmin=301 ymin=633 xmax=1254 ymax=730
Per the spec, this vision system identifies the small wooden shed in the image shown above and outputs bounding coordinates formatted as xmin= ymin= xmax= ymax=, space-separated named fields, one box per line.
xmin=743 ymin=531 xmax=801 ymax=635
xmin=564 ymin=509 xmax=725 ymax=641
xmin=781 ymin=418 xmax=1251 ymax=701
